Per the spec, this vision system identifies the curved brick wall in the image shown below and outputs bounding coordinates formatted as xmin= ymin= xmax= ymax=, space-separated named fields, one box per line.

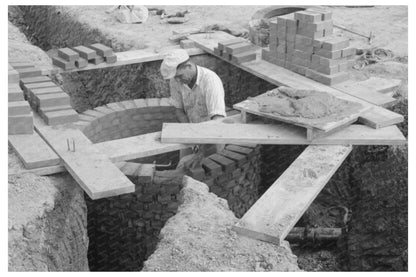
xmin=75 ymin=99 xmax=262 ymax=271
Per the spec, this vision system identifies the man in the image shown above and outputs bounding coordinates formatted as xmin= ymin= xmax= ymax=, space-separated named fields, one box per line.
xmin=160 ymin=49 xmax=226 ymax=167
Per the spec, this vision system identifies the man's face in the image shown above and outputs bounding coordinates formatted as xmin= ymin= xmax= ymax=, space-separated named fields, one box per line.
xmin=174 ymin=64 xmax=194 ymax=85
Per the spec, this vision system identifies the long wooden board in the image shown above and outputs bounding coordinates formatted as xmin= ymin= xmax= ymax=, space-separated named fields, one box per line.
xmin=232 ymin=145 xmax=352 ymax=245
xmin=161 ymin=122 xmax=406 ymax=145
xmin=33 ymin=114 xmax=134 ymax=199
xmin=8 ymin=132 xmax=60 ymax=169
xmin=52 ymin=46 xmax=204 ymax=74
xmin=187 ymin=32 xmax=403 ymax=128
xmin=94 ymin=131 xmax=189 ymax=163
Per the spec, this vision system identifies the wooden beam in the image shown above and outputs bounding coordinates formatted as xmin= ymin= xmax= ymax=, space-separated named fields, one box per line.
xmin=8 ymin=132 xmax=60 ymax=169
xmin=232 ymin=145 xmax=352 ymax=245
xmin=160 ymin=121 xmax=406 ymax=145
xmin=33 ymin=114 xmax=135 ymax=199
xmin=187 ymin=32 xmax=403 ymax=128
xmin=94 ymin=131 xmax=189 ymax=163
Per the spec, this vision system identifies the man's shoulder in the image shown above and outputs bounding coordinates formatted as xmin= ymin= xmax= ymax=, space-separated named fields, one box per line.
xmin=198 ymin=65 xmax=222 ymax=82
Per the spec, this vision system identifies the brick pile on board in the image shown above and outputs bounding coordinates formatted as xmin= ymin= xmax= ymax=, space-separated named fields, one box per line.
xmin=262 ymin=8 xmax=355 ymax=85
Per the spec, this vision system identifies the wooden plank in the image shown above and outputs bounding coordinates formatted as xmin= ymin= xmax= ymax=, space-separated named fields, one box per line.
xmin=94 ymin=131 xmax=188 ymax=163
xmin=33 ymin=114 xmax=134 ymax=199
xmin=53 ymin=46 xmax=205 ymax=73
xmin=188 ymin=32 xmax=403 ymax=128
xmin=8 ymin=132 xmax=60 ymax=169
xmin=160 ymin=121 xmax=406 ymax=145
xmin=333 ymin=81 xmax=397 ymax=107
xmin=232 ymin=145 xmax=352 ymax=245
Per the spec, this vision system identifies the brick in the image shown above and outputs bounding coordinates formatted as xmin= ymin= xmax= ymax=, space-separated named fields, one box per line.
xmin=9 ymin=101 xmax=31 ymax=116
xmin=307 ymin=8 xmax=332 ymax=21
xmin=294 ymin=10 xmax=322 ymax=23
xmin=315 ymin=48 xmax=342 ymax=59
xmin=232 ymin=51 xmax=256 ymax=64
xmin=322 ymin=36 xmax=350 ymax=51
xmin=341 ymin=47 xmax=356 ymax=58
xmin=16 ymin=67 xmax=41 ymax=78
xmin=119 ymin=100 xmax=137 ymax=110
xmin=42 ymin=109 xmax=79 ymax=126
xmin=305 ymin=69 xmax=349 ymax=85
xmin=52 ymin=56 xmax=76 ymax=70
xmin=220 ymin=150 xmax=247 ymax=167
xmin=23 ymin=81 xmax=57 ymax=95
xmin=72 ymin=46 xmax=97 ymax=60
xmin=57 ymin=47 xmax=80 ymax=62
xmin=299 ymin=20 xmax=332 ymax=32
xmin=213 ymin=47 xmax=223 ymax=56
xmin=9 ymin=62 xmax=34 ymax=69
xmin=159 ymin=98 xmax=172 ymax=107
xmin=106 ymin=102 xmax=125 ymax=112
xmin=225 ymin=42 xmax=257 ymax=55
xmin=20 ymin=76 xmax=51 ymax=86
xmin=104 ymin=54 xmax=117 ymax=64
xmin=291 ymin=64 xmax=308 ymax=75
xmin=133 ymin=99 xmax=147 ymax=108
xmin=209 ymin=153 xmax=236 ymax=173
xmin=323 ymin=26 xmax=334 ymax=36
xmin=316 ymin=64 xmax=339 ymax=75
xmin=89 ymin=43 xmax=114 ymax=57
xmin=75 ymin=58 xmax=88 ymax=68
xmin=217 ymin=38 xmax=246 ymax=51
xmin=94 ymin=106 xmax=114 ymax=115
xmin=187 ymin=167 xmax=205 ymax=181
xmin=297 ymin=28 xmax=324 ymax=39
xmin=180 ymin=39 xmax=195 ymax=49
xmin=146 ymin=98 xmax=160 ymax=107
xmin=201 ymin=157 xmax=223 ymax=177
xmin=30 ymin=86 xmax=64 ymax=99
xmin=314 ymin=54 xmax=344 ymax=67
xmin=35 ymin=92 xmax=70 ymax=108
xmin=295 ymin=34 xmax=313 ymax=46
xmin=39 ymin=105 xmax=73 ymax=117
xmin=292 ymin=56 xmax=310 ymax=68
xmin=276 ymin=44 xmax=286 ymax=53
xmin=293 ymin=49 xmax=312 ymax=60
xmin=338 ymin=61 xmax=350 ymax=72
xmin=90 ymin=56 xmax=104 ymax=65
xmin=9 ymin=90 xmax=24 ymax=102
xmin=8 ymin=112 xmax=33 ymax=135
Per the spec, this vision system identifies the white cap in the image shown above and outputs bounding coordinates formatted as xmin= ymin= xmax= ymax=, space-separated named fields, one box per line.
xmin=160 ymin=49 xmax=190 ymax=79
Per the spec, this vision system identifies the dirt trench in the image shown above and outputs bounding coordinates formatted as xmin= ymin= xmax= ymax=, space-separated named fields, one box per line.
xmin=8 ymin=5 xmax=408 ymax=272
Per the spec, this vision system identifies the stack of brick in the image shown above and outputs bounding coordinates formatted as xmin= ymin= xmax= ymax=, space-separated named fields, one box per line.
xmin=8 ymin=61 xmax=42 ymax=82
xmin=20 ymin=76 xmax=79 ymax=126
xmin=8 ymin=83 xmax=33 ymax=135
xmin=52 ymin=43 xmax=117 ymax=70
xmin=214 ymin=38 xmax=259 ymax=64
xmin=262 ymin=9 xmax=355 ymax=85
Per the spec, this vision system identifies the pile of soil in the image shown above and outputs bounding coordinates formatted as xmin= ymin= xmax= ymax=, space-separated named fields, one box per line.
xmin=143 ymin=176 xmax=300 ymax=271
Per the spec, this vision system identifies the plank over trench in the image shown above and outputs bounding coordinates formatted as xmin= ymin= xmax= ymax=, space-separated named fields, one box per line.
xmin=188 ymin=32 xmax=403 ymax=128
xmin=94 ymin=131 xmax=189 ymax=163
xmin=53 ymin=46 xmax=204 ymax=74
xmin=8 ymin=132 xmax=60 ymax=169
xmin=33 ymin=114 xmax=135 ymax=199
xmin=161 ymin=121 xmax=406 ymax=146
xmin=232 ymin=145 xmax=352 ymax=245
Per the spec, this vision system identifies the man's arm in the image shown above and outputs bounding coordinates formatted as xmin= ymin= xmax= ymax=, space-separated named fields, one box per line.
xmin=175 ymin=108 xmax=189 ymax=123
xmin=211 ymin=114 xmax=225 ymax=120
xmin=204 ymin=73 xmax=227 ymax=120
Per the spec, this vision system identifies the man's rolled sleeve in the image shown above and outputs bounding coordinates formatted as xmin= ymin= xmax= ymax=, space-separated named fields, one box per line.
xmin=204 ymin=74 xmax=226 ymax=118
xmin=169 ymin=79 xmax=183 ymax=109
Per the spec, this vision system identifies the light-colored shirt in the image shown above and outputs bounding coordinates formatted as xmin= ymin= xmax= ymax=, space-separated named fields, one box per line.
xmin=169 ymin=65 xmax=226 ymax=123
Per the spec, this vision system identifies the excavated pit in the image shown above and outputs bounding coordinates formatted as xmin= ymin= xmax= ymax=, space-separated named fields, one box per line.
xmin=8 ymin=5 xmax=408 ymax=271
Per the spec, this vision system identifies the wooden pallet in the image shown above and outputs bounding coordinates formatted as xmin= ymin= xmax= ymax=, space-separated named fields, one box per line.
xmin=233 ymin=90 xmax=368 ymax=141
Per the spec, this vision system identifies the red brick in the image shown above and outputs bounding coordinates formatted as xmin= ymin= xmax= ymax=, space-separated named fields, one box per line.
xmin=39 ymin=105 xmax=73 ymax=117
xmin=90 ymin=56 xmax=104 ymax=65
xmin=322 ymin=36 xmax=350 ymax=51
xmin=72 ymin=46 xmax=97 ymax=60
xmin=231 ymin=51 xmax=256 ymax=64
xmin=36 ymin=92 xmax=70 ymax=108
xmin=315 ymin=48 xmax=342 ymax=59
xmin=58 ymin=47 xmax=80 ymax=62
xmin=220 ymin=150 xmax=247 ymax=167
xmin=305 ymin=69 xmax=349 ymax=85
xmin=20 ymin=76 xmax=51 ymax=86
xmin=75 ymin=58 xmax=88 ymax=68
xmin=9 ymin=62 xmax=34 ymax=69
xmin=294 ymin=10 xmax=322 ymax=23
xmin=180 ymin=39 xmax=195 ymax=49
xmin=16 ymin=67 xmax=41 ymax=79
xmin=9 ymin=90 xmax=24 ymax=102
xmin=217 ymin=38 xmax=246 ymax=51
xmin=225 ymin=42 xmax=257 ymax=55
xmin=89 ymin=43 xmax=113 ymax=57
xmin=213 ymin=47 xmax=223 ymax=56
xmin=52 ymin=56 xmax=76 ymax=70
xmin=225 ymin=145 xmax=254 ymax=157
xmin=23 ymin=81 xmax=57 ymax=95
xmin=341 ymin=47 xmax=356 ymax=58
xmin=8 ymin=101 xmax=31 ymax=116
xmin=8 ymin=112 xmax=33 ymax=135
xmin=209 ymin=153 xmax=236 ymax=173
xmin=42 ymin=109 xmax=79 ymax=126
xmin=201 ymin=158 xmax=223 ymax=177
xmin=104 ymin=55 xmax=117 ymax=64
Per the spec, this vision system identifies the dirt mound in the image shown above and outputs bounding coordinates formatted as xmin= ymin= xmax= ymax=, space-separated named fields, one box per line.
xmin=143 ymin=176 xmax=299 ymax=271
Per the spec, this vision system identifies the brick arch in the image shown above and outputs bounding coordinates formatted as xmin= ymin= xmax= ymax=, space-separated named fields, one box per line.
xmin=73 ymin=98 xmax=177 ymax=143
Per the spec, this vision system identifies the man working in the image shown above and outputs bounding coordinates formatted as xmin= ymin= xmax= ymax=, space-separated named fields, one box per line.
xmin=160 ymin=49 xmax=226 ymax=165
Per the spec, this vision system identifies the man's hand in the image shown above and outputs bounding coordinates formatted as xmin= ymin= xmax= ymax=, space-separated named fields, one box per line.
xmin=175 ymin=108 xmax=189 ymax=123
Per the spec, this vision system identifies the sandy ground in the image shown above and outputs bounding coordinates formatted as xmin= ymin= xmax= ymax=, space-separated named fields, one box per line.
xmin=63 ymin=5 xmax=407 ymax=56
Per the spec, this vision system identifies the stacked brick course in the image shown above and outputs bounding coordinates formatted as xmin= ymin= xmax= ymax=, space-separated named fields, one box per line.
xmin=262 ymin=8 xmax=355 ymax=85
